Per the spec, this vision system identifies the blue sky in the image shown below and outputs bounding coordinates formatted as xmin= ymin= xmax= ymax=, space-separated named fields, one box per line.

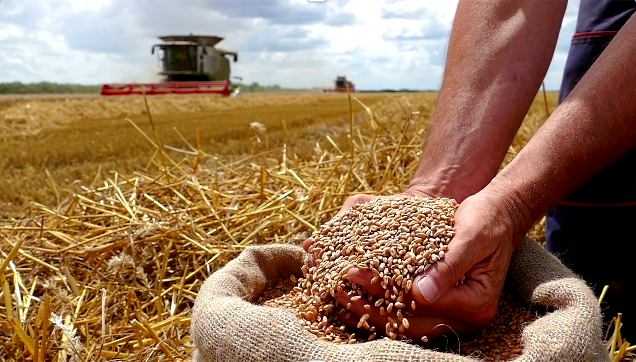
xmin=0 ymin=0 xmax=580 ymax=90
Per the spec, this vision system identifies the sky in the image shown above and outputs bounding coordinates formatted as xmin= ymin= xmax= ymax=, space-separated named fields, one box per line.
xmin=0 ymin=0 xmax=580 ymax=90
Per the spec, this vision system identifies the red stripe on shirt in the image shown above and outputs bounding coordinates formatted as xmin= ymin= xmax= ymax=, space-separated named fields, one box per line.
xmin=557 ymin=200 xmax=636 ymax=207
xmin=572 ymin=31 xmax=619 ymax=39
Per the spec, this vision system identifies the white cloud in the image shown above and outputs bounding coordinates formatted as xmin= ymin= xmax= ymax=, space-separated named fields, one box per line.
xmin=0 ymin=0 xmax=580 ymax=90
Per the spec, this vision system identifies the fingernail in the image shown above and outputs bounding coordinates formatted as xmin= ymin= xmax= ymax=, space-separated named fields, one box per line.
xmin=417 ymin=276 xmax=438 ymax=303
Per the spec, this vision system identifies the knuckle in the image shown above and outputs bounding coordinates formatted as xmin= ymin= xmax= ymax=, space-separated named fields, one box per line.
xmin=441 ymin=254 xmax=465 ymax=285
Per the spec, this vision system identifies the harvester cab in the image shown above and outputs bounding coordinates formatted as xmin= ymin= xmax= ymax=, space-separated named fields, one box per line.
xmin=151 ymin=35 xmax=238 ymax=82
xmin=335 ymin=76 xmax=352 ymax=90
xmin=101 ymin=34 xmax=241 ymax=97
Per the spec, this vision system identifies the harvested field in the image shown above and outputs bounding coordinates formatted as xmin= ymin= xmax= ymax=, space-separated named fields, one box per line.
xmin=2 ymin=91 xmax=630 ymax=361
xmin=1 ymin=92 xmax=395 ymax=215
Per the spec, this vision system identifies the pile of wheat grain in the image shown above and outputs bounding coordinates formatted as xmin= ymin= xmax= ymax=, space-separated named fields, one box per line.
xmin=299 ymin=197 xmax=458 ymax=342
xmin=256 ymin=196 xmax=542 ymax=361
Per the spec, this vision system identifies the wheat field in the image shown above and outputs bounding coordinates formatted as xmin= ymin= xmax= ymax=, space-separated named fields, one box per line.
xmin=3 ymin=91 xmax=605 ymax=362
xmin=0 ymin=92 xmax=398 ymax=215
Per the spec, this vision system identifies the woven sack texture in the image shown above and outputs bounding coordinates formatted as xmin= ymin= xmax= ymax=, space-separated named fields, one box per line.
xmin=190 ymin=238 xmax=609 ymax=362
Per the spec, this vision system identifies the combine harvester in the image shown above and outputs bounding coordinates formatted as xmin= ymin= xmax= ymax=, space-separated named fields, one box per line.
xmin=323 ymin=76 xmax=356 ymax=93
xmin=101 ymin=35 xmax=242 ymax=97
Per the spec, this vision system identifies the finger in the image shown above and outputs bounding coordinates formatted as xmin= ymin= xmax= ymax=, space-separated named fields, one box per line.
xmin=302 ymin=237 xmax=322 ymax=267
xmin=336 ymin=288 xmax=465 ymax=339
xmin=407 ymin=257 xmax=503 ymax=328
xmin=344 ymin=269 xmax=387 ymax=299
xmin=336 ymin=299 xmax=360 ymax=329
xmin=337 ymin=312 xmax=360 ymax=331
xmin=346 ymin=268 xmax=422 ymax=313
xmin=412 ymin=240 xmax=477 ymax=305
xmin=336 ymin=288 xmax=387 ymax=334
xmin=302 ymin=237 xmax=314 ymax=252
xmin=416 ymin=281 xmax=499 ymax=330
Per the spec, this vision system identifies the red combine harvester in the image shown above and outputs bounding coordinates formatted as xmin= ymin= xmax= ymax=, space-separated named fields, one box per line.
xmin=101 ymin=35 xmax=240 ymax=97
xmin=323 ymin=76 xmax=356 ymax=93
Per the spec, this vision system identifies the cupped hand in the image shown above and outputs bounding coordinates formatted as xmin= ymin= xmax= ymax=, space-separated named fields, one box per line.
xmin=306 ymin=190 xmax=528 ymax=340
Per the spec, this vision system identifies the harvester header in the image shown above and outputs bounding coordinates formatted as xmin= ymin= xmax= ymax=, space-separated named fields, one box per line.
xmin=102 ymin=34 xmax=240 ymax=97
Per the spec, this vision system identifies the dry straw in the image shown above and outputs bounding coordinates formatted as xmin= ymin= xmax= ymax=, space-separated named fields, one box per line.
xmin=0 ymin=91 xmax=631 ymax=361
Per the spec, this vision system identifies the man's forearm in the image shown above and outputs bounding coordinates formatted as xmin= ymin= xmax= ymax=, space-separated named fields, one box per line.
xmin=487 ymin=13 xmax=636 ymax=241
xmin=411 ymin=0 xmax=567 ymax=202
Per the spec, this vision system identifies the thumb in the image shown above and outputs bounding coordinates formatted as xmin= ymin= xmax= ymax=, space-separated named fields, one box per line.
xmin=412 ymin=243 xmax=474 ymax=305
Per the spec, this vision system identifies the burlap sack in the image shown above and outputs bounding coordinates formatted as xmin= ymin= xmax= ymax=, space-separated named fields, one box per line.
xmin=190 ymin=238 xmax=610 ymax=362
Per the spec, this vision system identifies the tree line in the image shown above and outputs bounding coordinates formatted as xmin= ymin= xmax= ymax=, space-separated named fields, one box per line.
xmin=0 ymin=82 xmax=102 ymax=94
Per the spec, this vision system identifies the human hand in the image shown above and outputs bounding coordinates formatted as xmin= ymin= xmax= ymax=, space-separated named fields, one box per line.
xmin=315 ymin=190 xmax=528 ymax=340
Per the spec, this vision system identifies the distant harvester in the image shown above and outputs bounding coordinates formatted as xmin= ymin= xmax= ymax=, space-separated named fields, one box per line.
xmin=101 ymin=34 xmax=241 ymax=97
xmin=323 ymin=76 xmax=356 ymax=93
